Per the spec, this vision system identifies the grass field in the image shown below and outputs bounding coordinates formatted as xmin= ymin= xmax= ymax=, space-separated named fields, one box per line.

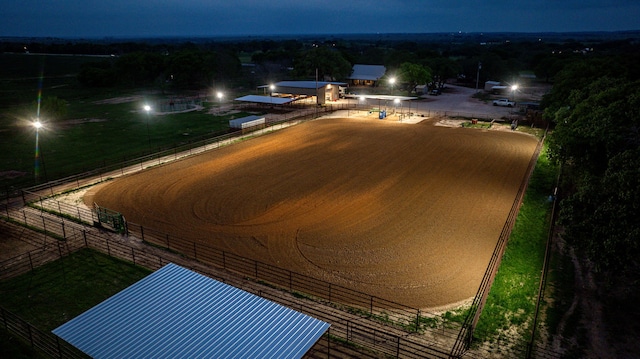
xmin=0 ymin=53 xmax=258 ymax=191
xmin=0 ymin=248 xmax=150 ymax=331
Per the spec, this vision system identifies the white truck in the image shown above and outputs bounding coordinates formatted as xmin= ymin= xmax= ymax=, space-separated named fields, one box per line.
xmin=492 ymin=98 xmax=516 ymax=107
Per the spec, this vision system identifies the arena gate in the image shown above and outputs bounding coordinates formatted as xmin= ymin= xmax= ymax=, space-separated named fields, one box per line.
xmin=94 ymin=203 xmax=127 ymax=234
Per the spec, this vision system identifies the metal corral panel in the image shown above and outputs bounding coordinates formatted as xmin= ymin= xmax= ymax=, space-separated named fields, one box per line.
xmin=53 ymin=263 xmax=330 ymax=359
xmin=229 ymin=115 xmax=266 ymax=129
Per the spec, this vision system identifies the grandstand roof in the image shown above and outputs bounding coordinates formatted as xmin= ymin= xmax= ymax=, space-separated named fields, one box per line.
xmin=344 ymin=94 xmax=418 ymax=101
xmin=53 ymin=263 xmax=330 ymax=359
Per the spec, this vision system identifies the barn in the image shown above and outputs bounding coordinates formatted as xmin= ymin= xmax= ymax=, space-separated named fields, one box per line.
xmin=266 ymin=80 xmax=347 ymax=104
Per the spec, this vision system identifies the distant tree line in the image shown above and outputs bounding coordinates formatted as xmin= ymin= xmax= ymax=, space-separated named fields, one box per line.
xmin=76 ymin=47 xmax=242 ymax=89
xmin=5 ymin=34 xmax=633 ymax=92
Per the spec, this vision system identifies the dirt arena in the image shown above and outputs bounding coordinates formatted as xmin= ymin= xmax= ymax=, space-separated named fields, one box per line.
xmin=88 ymin=117 xmax=538 ymax=310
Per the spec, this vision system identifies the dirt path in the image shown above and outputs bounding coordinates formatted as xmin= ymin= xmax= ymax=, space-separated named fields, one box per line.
xmin=89 ymin=117 xmax=538 ymax=310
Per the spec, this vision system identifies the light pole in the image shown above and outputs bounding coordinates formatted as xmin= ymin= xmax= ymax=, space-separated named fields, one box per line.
xmin=511 ymin=85 xmax=518 ymax=102
xmin=33 ymin=120 xmax=43 ymax=183
xmin=389 ymin=77 xmax=396 ymax=95
xmin=216 ymin=91 xmax=224 ymax=114
xmin=143 ymin=105 xmax=151 ymax=151
xmin=358 ymin=96 xmax=365 ymax=116
xmin=510 ymin=85 xmax=519 ymax=119
xmin=269 ymin=85 xmax=275 ymax=107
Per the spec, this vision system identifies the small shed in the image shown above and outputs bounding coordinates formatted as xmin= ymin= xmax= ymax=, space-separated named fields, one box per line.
xmin=484 ymin=80 xmax=501 ymax=92
xmin=490 ymin=86 xmax=510 ymax=95
xmin=229 ymin=115 xmax=266 ymax=130
xmin=52 ymin=263 xmax=330 ymax=359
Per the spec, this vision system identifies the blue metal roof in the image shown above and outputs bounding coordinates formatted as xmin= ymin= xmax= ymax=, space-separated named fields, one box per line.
xmin=53 ymin=263 xmax=329 ymax=359
xmin=234 ymin=95 xmax=294 ymax=105
xmin=349 ymin=64 xmax=387 ymax=81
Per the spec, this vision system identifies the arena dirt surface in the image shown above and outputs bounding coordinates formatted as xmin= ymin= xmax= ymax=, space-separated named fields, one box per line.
xmin=88 ymin=117 xmax=538 ymax=310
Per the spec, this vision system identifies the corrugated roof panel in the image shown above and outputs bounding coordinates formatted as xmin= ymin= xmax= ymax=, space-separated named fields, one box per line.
xmin=275 ymin=80 xmax=347 ymax=89
xmin=234 ymin=95 xmax=294 ymax=104
xmin=53 ymin=263 xmax=329 ymax=359
xmin=349 ymin=64 xmax=387 ymax=80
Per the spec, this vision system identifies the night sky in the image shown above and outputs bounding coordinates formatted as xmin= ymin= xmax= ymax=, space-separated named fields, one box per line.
xmin=2 ymin=0 xmax=639 ymax=38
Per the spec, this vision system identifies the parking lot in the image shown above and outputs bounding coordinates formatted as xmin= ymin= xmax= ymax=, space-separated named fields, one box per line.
xmin=342 ymin=83 xmax=529 ymax=121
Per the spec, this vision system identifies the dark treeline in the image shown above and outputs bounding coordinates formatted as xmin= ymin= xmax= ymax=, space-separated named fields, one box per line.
xmin=544 ymin=53 xmax=640 ymax=276
xmin=541 ymin=49 xmax=640 ymax=352
xmin=4 ymin=32 xmax=640 ymax=93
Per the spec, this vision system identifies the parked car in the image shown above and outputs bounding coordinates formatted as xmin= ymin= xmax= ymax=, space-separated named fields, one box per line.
xmin=430 ymin=89 xmax=441 ymax=96
xmin=492 ymin=98 xmax=515 ymax=107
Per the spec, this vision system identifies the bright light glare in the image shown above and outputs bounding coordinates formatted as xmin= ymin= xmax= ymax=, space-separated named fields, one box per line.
xmin=144 ymin=105 xmax=151 ymax=112
xmin=33 ymin=121 xmax=43 ymax=129
xmin=389 ymin=77 xmax=396 ymax=85
xmin=217 ymin=92 xmax=224 ymax=99
xmin=511 ymin=85 xmax=518 ymax=91
xmin=394 ymin=98 xmax=400 ymax=104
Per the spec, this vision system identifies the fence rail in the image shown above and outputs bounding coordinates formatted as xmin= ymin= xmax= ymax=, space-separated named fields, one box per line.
xmin=2 ymin=106 xmax=331 ymax=198
xmin=2 ymin=104 xmax=507 ymax=200
xmin=450 ymin=128 xmax=548 ymax=357
xmin=125 ymin=220 xmax=458 ymax=337
xmin=1 ymin=207 xmax=461 ymax=357
xmin=1 ymin=304 xmax=88 ymax=358
xmin=1 ymin=113 xmax=560 ymax=358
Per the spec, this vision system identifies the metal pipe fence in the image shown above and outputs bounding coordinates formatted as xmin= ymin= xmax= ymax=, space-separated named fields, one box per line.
xmin=0 ymin=185 xmax=557 ymax=358
xmin=1 ymin=307 xmax=88 ymax=359
xmin=9 ymin=108 xmax=324 ymax=201
xmin=124 ymin=220 xmax=458 ymax=337
xmin=2 ymin=110 xmax=560 ymax=358
xmin=450 ymin=129 xmax=547 ymax=357
xmin=1 ymin=208 xmax=458 ymax=358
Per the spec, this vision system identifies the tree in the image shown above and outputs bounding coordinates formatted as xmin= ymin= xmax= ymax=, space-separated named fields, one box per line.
xmin=166 ymin=50 xmax=213 ymax=89
xmin=398 ymin=62 xmax=431 ymax=95
xmin=548 ymin=76 xmax=640 ymax=275
xmin=115 ymin=52 xmax=166 ymax=87
xmin=424 ymin=57 xmax=459 ymax=89
xmin=292 ymin=46 xmax=351 ymax=81
xmin=78 ymin=60 xmax=118 ymax=87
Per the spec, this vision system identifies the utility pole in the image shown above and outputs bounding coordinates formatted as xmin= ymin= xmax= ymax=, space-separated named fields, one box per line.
xmin=476 ymin=62 xmax=482 ymax=92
